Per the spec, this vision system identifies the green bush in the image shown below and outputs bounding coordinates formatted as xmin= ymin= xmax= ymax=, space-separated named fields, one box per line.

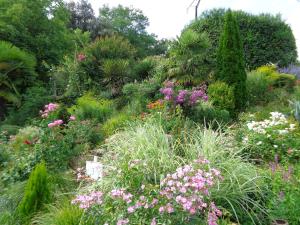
xmin=132 ymin=57 xmax=158 ymax=81
xmin=208 ymin=81 xmax=235 ymax=113
xmin=80 ymin=35 xmax=136 ymax=94
xmin=101 ymin=113 xmax=131 ymax=137
xmin=168 ymin=29 xmax=212 ymax=85
xmin=3 ymin=86 xmax=51 ymax=126
xmin=68 ymin=93 xmax=114 ymax=122
xmin=216 ymin=10 xmax=247 ymax=111
xmin=0 ymin=41 xmax=37 ymax=108
xmin=188 ymin=101 xmax=231 ymax=127
xmin=257 ymin=65 xmax=296 ymax=89
xmin=18 ymin=162 xmax=50 ymax=220
xmin=246 ymin=71 xmax=272 ymax=105
xmin=188 ymin=9 xmax=298 ymax=69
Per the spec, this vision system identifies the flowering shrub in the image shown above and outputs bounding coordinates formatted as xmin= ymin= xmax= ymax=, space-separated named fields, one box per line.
xmin=238 ymin=112 xmax=300 ymax=161
xmin=48 ymin=119 xmax=64 ymax=128
xmin=147 ymin=99 xmax=164 ymax=110
xmin=160 ymin=81 xmax=208 ymax=107
xmin=40 ymin=103 xmax=59 ymax=118
xmin=71 ymin=158 xmax=223 ymax=225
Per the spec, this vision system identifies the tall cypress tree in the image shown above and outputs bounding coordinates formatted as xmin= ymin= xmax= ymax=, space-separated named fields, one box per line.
xmin=216 ymin=10 xmax=247 ymax=111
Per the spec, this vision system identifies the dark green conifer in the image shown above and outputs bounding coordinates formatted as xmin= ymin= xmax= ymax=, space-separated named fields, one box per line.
xmin=216 ymin=10 xmax=247 ymax=111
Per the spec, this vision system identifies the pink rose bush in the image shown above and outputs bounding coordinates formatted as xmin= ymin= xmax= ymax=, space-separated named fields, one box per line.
xmin=40 ymin=103 xmax=59 ymax=118
xmin=48 ymin=119 xmax=63 ymax=128
xmin=71 ymin=158 xmax=223 ymax=225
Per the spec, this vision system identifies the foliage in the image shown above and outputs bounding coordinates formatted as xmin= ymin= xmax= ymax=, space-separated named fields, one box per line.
xmin=0 ymin=41 xmax=37 ymax=107
xmin=168 ymin=29 xmax=212 ymax=85
xmin=101 ymin=112 xmax=131 ymax=137
xmin=208 ymin=81 xmax=235 ymax=113
xmin=68 ymin=93 xmax=114 ymax=122
xmin=99 ymin=5 xmax=165 ymax=57
xmin=188 ymin=101 xmax=231 ymax=128
xmin=257 ymin=65 xmax=296 ymax=89
xmin=189 ymin=8 xmax=298 ymax=69
xmin=216 ymin=10 xmax=247 ymax=111
xmin=81 ymin=35 xmax=136 ymax=96
xmin=18 ymin=162 xmax=50 ymax=220
xmin=246 ymin=71 xmax=272 ymax=105
xmin=236 ymin=112 xmax=300 ymax=162
xmin=290 ymin=100 xmax=300 ymax=123
xmin=3 ymin=86 xmax=51 ymax=125
xmin=267 ymin=163 xmax=300 ymax=225
xmin=0 ymin=0 xmax=75 ymax=71
xmin=32 ymin=199 xmax=94 ymax=225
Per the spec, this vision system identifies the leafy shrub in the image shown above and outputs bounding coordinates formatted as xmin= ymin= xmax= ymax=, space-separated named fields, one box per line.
xmin=189 ymin=9 xmax=298 ymax=69
xmin=246 ymin=71 xmax=272 ymax=105
xmin=215 ymin=10 xmax=247 ymax=111
xmin=10 ymin=126 xmax=43 ymax=152
xmin=237 ymin=112 xmax=300 ymax=161
xmin=68 ymin=93 xmax=114 ymax=122
xmin=268 ymin=163 xmax=300 ymax=225
xmin=208 ymin=81 xmax=235 ymax=113
xmin=101 ymin=113 xmax=131 ymax=137
xmin=0 ymin=41 xmax=37 ymax=106
xmin=189 ymin=101 xmax=231 ymax=127
xmin=18 ymin=162 xmax=50 ymax=220
xmin=257 ymin=65 xmax=296 ymax=89
xmin=3 ymin=86 xmax=51 ymax=125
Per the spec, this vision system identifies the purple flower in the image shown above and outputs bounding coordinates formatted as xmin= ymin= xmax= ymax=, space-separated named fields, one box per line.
xmin=189 ymin=89 xmax=208 ymax=105
xmin=176 ymin=90 xmax=188 ymax=104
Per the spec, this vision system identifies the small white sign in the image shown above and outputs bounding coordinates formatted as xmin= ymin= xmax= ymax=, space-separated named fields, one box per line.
xmin=86 ymin=156 xmax=103 ymax=180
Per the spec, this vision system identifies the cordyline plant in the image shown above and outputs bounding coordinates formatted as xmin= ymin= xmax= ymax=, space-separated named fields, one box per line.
xmin=71 ymin=158 xmax=223 ymax=225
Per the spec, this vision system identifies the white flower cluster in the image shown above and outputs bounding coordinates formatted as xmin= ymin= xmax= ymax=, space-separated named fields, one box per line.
xmin=247 ymin=112 xmax=296 ymax=135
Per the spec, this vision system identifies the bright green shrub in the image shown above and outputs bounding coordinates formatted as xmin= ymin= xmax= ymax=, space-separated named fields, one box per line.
xmin=68 ymin=93 xmax=114 ymax=122
xmin=208 ymin=81 xmax=235 ymax=113
xmin=246 ymin=71 xmax=272 ymax=105
xmin=188 ymin=9 xmax=298 ymax=69
xmin=18 ymin=162 xmax=50 ymax=219
xmin=216 ymin=10 xmax=247 ymax=111
xmin=256 ymin=65 xmax=296 ymax=89
xmin=101 ymin=113 xmax=131 ymax=137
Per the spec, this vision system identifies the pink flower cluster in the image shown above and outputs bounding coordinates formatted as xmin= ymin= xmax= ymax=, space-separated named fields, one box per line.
xmin=71 ymin=158 xmax=222 ymax=225
xmin=40 ymin=103 xmax=59 ymax=118
xmin=48 ymin=119 xmax=63 ymax=128
xmin=160 ymin=81 xmax=208 ymax=106
xmin=77 ymin=53 xmax=86 ymax=62
xmin=72 ymin=191 xmax=103 ymax=209
xmin=159 ymin=158 xmax=222 ymax=224
xmin=111 ymin=188 xmax=133 ymax=204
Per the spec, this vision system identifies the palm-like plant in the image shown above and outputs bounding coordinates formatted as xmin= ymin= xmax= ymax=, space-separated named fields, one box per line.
xmin=168 ymin=29 xmax=213 ymax=86
xmin=0 ymin=41 xmax=36 ymax=106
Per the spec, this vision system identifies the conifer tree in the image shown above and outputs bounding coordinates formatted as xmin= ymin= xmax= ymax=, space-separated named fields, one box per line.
xmin=216 ymin=10 xmax=247 ymax=111
xmin=18 ymin=162 xmax=50 ymax=219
